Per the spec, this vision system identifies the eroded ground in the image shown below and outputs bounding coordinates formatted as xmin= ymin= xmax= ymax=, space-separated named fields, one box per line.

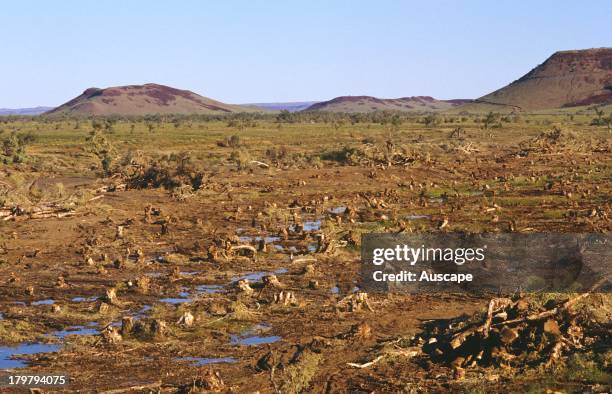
xmin=0 ymin=114 xmax=610 ymax=392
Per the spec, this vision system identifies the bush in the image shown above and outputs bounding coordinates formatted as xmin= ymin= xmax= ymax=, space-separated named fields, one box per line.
xmin=122 ymin=151 xmax=204 ymax=191
xmin=86 ymin=130 xmax=116 ymax=175
xmin=217 ymin=135 xmax=242 ymax=148
xmin=1 ymin=131 xmax=35 ymax=163
xmin=229 ymin=149 xmax=251 ymax=170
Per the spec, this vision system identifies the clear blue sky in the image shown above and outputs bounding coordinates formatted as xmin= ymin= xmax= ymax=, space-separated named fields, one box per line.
xmin=1 ymin=0 xmax=610 ymax=107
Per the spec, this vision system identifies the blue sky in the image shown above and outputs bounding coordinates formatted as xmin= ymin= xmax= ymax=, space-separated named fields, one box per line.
xmin=1 ymin=0 xmax=610 ymax=107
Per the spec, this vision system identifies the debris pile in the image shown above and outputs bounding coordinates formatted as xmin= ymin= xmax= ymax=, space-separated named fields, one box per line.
xmin=417 ymin=284 xmax=609 ymax=378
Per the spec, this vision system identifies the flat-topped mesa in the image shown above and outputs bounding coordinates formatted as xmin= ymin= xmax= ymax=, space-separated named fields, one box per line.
xmin=45 ymin=83 xmax=254 ymax=116
xmin=471 ymin=48 xmax=612 ymax=111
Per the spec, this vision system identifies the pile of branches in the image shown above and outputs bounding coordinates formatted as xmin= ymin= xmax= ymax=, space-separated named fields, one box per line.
xmin=0 ymin=201 xmax=76 ymax=221
xmin=518 ymin=127 xmax=610 ymax=154
xmin=119 ymin=151 xmax=205 ymax=191
xmin=417 ymin=280 xmax=609 ymax=376
xmin=325 ymin=141 xmax=424 ymax=167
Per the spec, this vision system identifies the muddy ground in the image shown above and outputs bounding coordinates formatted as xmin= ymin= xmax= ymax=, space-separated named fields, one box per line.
xmin=0 ymin=116 xmax=610 ymax=393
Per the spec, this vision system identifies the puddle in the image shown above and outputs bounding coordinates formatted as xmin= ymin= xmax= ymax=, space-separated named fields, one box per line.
xmin=303 ymin=220 xmax=321 ymax=231
xmin=158 ymin=268 xmax=287 ymax=305
xmin=307 ymin=243 xmax=318 ymax=252
xmin=160 ymin=290 xmax=191 ymax=304
xmin=429 ymin=198 xmax=444 ymax=204
xmin=32 ymin=299 xmax=55 ymax=306
xmin=144 ymin=272 xmax=163 ymax=278
xmin=180 ymin=271 xmax=200 ymax=276
xmin=330 ymin=206 xmax=347 ymax=214
xmin=136 ymin=305 xmax=152 ymax=316
xmin=179 ymin=356 xmax=237 ymax=366
xmin=239 ymin=235 xmax=281 ymax=243
xmin=196 ymin=284 xmax=224 ymax=294
xmin=160 ymin=297 xmax=191 ymax=304
xmin=405 ymin=214 xmax=429 ymax=220
xmin=0 ymin=343 xmax=61 ymax=369
xmin=330 ymin=286 xmax=339 ymax=294
xmin=53 ymin=325 xmax=98 ymax=339
xmin=230 ymin=335 xmax=281 ymax=346
xmin=229 ymin=322 xmax=279 ymax=346
xmin=71 ymin=296 xmax=96 ymax=302
xmin=232 ymin=268 xmax=287 ymax=283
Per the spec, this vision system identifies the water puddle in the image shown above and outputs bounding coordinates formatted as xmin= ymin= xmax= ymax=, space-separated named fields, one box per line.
xmin=32 ymin=299 xmax=55 ymax=306
xmin=160 ymin=297 xmax=191 ymax=304
xmin=330 ymin=206 xmax=347 ymax=214
xmin=405 ymin=214 xmax=429 ymax=220
xmin=179 ymin=356 xmax=237 ymax=366
xmin=155 ymin=267 xmax=288 ymax=306
xmin=0 ymin=343 xmax=61 ymax=369
xmin=303 ymin=220 xmax=321 ymax=231
xmin=229 ymin=322 xmax=280 ymax=346
xmin=53 ymin=325 xmax=98 ymax=339
xmin=330 ymin=286 xmax=339 ymax=294
xmin=230 ymin=335 xmax=281 ymax=346
xmin=239 ymin=235 xmax=281 ymax=243
xmin=195 ymin=284 xmax=224 ymax=294
xmin=231 ymin=268 xmax=287 ymax=283
xmin=71 ymin=296 xmax=97 ymax=302
xmin=135 ymin=305 xmax=152 ymax=317
xmin=180 ymin=271 xmax=200 ymax=276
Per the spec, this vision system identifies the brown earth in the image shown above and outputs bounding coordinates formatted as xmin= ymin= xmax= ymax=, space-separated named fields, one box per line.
xmin=0 ymin=117 xmax=610 ymax=393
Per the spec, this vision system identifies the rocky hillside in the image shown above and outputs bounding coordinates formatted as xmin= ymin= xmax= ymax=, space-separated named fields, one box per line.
xmin=46 ymin=84 xmax=253 ymax=116
xmin=465 ymin=48 xmax=612 ymax=111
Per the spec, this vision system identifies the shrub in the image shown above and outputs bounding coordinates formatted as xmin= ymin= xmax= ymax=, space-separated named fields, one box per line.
xmin=123 ymin=151 xmax=204 ymax=191
xmin=217 ymin=135 xmax=242 ymax=148
xmin=86 ymin=130 xmax=116 ymax=175
xmin=1 ymin=131 xmax=35 ymax=163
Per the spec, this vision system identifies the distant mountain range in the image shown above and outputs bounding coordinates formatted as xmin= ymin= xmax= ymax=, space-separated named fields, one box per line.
xmin=2 ymin=48 xmax=610 ymax=116
xmin=303 ymin=96 xmax=471 ymax=113
xmin=242 ymin=101 xmax=319 ymax=112
xmin=0 ymin=106 xmax=54 ymax=116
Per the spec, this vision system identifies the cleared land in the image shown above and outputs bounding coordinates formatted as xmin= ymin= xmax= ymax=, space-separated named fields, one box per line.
xmin=0 ymin=109 xmax=610 ymax=392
